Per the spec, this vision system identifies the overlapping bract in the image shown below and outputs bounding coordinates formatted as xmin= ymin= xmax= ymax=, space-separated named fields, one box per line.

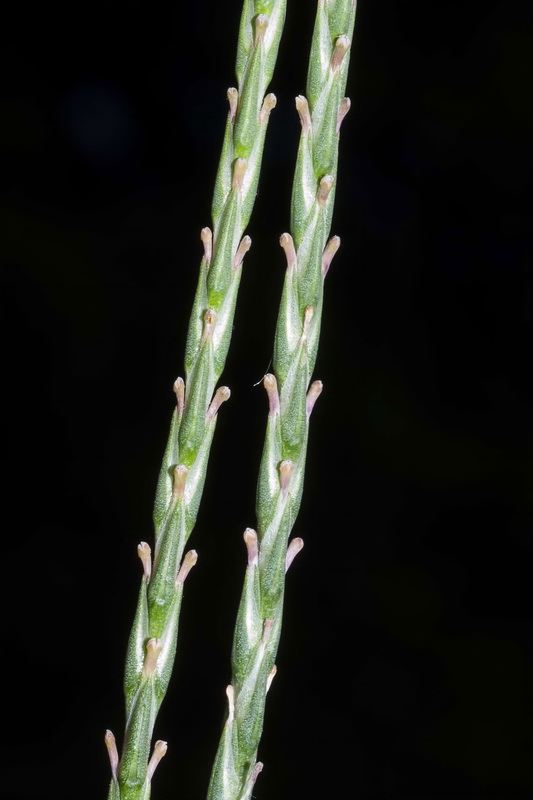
xmin=105 ymin=3 xmax=287 ymax=799
xmin=207 ymin=2 xmax=357 ymax=799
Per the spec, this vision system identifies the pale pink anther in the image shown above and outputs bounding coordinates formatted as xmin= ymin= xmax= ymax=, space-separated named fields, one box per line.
xmin=254 ymin=14 xmax=268 ymax=47
xmin=285 ymin=537 xmax=304 ymax=572
xmin=279 ymin=459 xmax=294 ymax=493
xmin=137 ymin=541 xmax=152 ymax=580
xmin=143 ymin=638 xmax=162 ymax=677
xmin=322 ymin=235 xmax=341 ymax=277
xmin=244 ymin=528 xmax=258 ymax=567
xmin=200 ymin=227 xmax=212 ymax=266
xmin=233 ymin=235 xmax=252 ymax=269
xmin=173 ymin=377 xmax=185 ymax=417
xmin=176 ymin=550 xmax=198 ymax=586
xmin=336 ymin=97 xmax=351 ymax=134
xmin=207 ymin=386 xmax=231 ymax=420
xmin=104 ymin=730 xmax=119 ymax=780
xmin=280 ymin=232 xmax=297 ymax=272
xmin=263 ymin=373 xmax=279 ymax=415
xmin=201 ymin=308 xmax=217 ymax=344
xmin=317 ymin=174 xmax=334 ymax=207
xmin=147 ymin=740 xmax=168 ymax=781
xmin=303 ymin=305 xmax=314 ymax=337
xmin=266 ymin=664 xmax=277 ymax=692
xmin=226 ymin=684 xmax=235 ymax=722
xmin=306 ymin=380 xmax=323 ymax=417
xmin=260 ymin=93 xmax=277 ymax=123
xmin=330 ymin=34 xmax=350 ymax=73
xmin=227 ymin=87 xmax=238 ymax=122
xmin=250 ymin=762 xmax=264 ymax=789
xmin=172 ymin=465 xmax=188 ymax=500
xmin=232 ymin=157 xmax=248 ymax=192
xmin=262 ymin=618 xmax=274 ymax=643
xmin=295 ymin=95 xmax=311 ymax=133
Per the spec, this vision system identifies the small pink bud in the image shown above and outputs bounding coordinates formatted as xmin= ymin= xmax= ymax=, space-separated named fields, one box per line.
xmin=322 ymin=235 xmax=341 ymax=277
xmin=295 ymin=95 xmax=311 ymax=134
xmin=176 ymin=549 xmax=198 ymax=586
xmin=104 ymin=730 xmax=119 ymax=780
xmin=173 ymin=377 xmax=185 ymax=417
xmin=303 ymin=305 xmax=314 ymax=337
xmin=232 ymin=157 xmax=248 ymax=191
xmin=285 ymin=537 xmax=304 ymax=572
xmin=280 ymin=232 xmax=297 ymax=272
xmin=244 ymin=528 xmax=258 ymax=567
xmin=263 ymin=373 xmax=279 ymax=415
xmin=251 ymin=762 xmax=264 ymax=787
xmin=137 ymin=541 xmax=152 ymax=580
xmin=207 ymin=385 xmax=231 ymax=420
xmin=147 ymin=740 xmax=168 ymax=781
xmin=200 ymin=227 xmax=212 ymax=267
xmin=330 ymin=34 xmax=351 ymax=73
xmin=227 ymin=87 xmax=238 ymax=122
xmin=201 ymin=308 xmax=217 ymax=344
xmin=226 ymin=684 xmax=235 ymax=722
xmin=279 ymin=459 xmax=294 ymax=493
xmin=266 ymin=664 xmax=277 ymax=693
xmin=306 ymin=380 xmax=323 ymax=417
xmin=172 ymin=465 xmax=188 ymax=500
xmin=317 ymin=174 xmax=334 ymax=207
xmin=336 ymin=97 xmax=351 ymax=134
xmin=233 ymin=235 xmax=252 ymax=269
xmin=143 ymin=638 xmax=162 ymax=677
xmin=254 ymin=14 xmax=268 ymax=46
xmin=262 ymin=618 xmax=274 ymax=643
xmin=260 ymin=93 xmax=277 ymax=123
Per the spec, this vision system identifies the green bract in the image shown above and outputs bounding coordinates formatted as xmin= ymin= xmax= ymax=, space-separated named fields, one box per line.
xmin=105 ymin=2 xmax=287 ymax=799
xmin=206 ymin=2 xmax=357 ymax=800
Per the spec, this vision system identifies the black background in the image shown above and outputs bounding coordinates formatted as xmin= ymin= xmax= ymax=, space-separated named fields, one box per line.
xmin=1 ymin=1 xmax=532 ymax=798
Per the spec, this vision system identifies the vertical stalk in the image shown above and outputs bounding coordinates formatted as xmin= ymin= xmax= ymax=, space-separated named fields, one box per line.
xmin=206 ymin=2 xmax=357 ymax=799
xmin=105 ymin=3 xmax=288 ymax=799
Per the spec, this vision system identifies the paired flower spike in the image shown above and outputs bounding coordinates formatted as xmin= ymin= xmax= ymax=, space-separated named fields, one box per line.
xmin=207 ymin=2 xmax=357 ymax=799
xmin=105 ymin=2 xmax=287 ymax=799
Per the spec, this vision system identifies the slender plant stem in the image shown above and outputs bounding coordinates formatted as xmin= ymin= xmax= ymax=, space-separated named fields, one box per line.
xmin=205 ymin=2 xmax=357 ymax=799
xmin=104 ymin=3 xmax=287 ymax=799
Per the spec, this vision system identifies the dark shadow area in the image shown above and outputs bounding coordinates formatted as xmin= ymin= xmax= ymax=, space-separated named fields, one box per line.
xmin=1 ymin=1 xmax=532 ymax=798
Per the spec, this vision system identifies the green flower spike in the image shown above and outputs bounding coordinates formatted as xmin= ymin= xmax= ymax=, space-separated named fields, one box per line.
xmin=105 ymin=2 xmax=287 ymax=798
xmin=206 ymin=2 xmax=357 ymax=798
